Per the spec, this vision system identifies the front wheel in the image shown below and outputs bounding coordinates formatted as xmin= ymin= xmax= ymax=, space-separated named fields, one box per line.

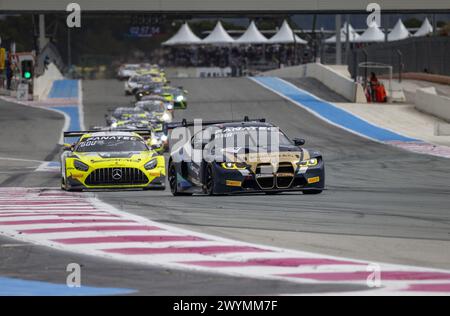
xmin=61 ymin=177 xmax=67 ymax=191
xmin=204 ymin=164 xmax=216 ymax=196
xmin=168 ymin=163 xmax=192 ymax=196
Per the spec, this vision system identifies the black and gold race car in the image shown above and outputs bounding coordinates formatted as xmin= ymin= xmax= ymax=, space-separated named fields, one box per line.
xmin=167 ymin=118 xmax=324 ymax=196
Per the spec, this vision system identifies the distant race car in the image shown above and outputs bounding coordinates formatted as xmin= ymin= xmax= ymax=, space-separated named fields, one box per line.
xmin=135 ymin=82 xmax=165 ymax=101
xmin=61 ymin=130 xmax=166 ymax=191
xmin=135 ymin=100 xmax=173 ymax=122
xmin=167 ymin=118 xmax=324 ymax=196
xmin=117 ymin=64 xmax=140 ymax=80
xmin=125 ymin=75 xmax=159 ymax=95
xmin=138 ymin=95 xmax=174 ymax=111
xmin=160 ymin=86 xmax=188 ymax=109
xmin=106 ymin=107 xmax=149 ymax=125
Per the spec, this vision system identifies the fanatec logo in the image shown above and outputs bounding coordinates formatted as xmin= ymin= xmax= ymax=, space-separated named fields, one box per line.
xmin=112 ymin=169 xmax=123 ymax=180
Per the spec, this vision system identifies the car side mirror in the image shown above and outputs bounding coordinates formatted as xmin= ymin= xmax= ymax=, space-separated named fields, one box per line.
xmin=63 ymin=143 xmax=73 ymax=151
xmin=293 ymin=138 xmax=305 ymax=146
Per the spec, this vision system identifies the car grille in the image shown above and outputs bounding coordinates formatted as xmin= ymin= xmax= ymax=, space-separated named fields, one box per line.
xmin=255 ymin=163 xmax=294 ymax=190
xmin=276 ymin=163 xmax=295 ymax=189
xmin=255 ymin=163 xmax=274 ymax=189
xmin=85 ymin=168 xmax=148 ymax=186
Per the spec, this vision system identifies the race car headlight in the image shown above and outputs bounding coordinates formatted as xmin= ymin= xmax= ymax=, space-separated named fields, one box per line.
xmin=299 ymin=158 xmax=318 ymax=167
xmin=221 ymin=162 xmax=247 ymax=170
xmin=144 ymin=158 xmax=158 ymax=170
xmin=74 ymin=160 xmax=89 ymax=172
xmin=161 ymin=113 xmax=171 ymax=122
xmin=176 ymin=95 xmax=184 ymax=102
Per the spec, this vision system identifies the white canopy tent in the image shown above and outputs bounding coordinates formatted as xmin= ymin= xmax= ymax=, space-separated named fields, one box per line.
xmin=235 ymin=21 xmax=268 ymax=44
xmin=324 ymin=22 xmax=360 ymax=43
xmin=202 ymin=21 xmax=235 ymax=45
xmin=414 ymin=18 xmax=434 ymax=37
xmin=162 ymin=22 xmax=201 ymax=46
xmin=269 ymin=20 xmax=307 ymax=44
xmin=388 ymin=19 xmax=410 ymax=41
xmin=355 ymin=22 xmax=386 ymax=43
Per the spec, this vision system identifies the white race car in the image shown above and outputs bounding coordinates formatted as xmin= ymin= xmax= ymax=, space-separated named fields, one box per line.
xmin=117 ymin=64 xmax=140 ymax=80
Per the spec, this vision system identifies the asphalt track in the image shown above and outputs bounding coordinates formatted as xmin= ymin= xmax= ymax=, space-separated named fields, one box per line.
xmin=1 ymin=77 xmax=450 ymax=295
xmin=87 ymin=79 xmax=450 ymax=268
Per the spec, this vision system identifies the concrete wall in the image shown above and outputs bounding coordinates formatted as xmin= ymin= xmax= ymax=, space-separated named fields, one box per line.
xmin=263 ymin=63 xmax=366 ymax=103
xmin=33 ymin=62 xmax=64 ymax=100
xmin=416 ymin=87 xmax=450 ymax=122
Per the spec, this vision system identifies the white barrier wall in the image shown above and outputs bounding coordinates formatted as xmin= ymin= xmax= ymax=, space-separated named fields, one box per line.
xmin=33 ymin=63 xmax=64 ymax=100
xmin=262 ymin=63 xmax=366 ymax=103
xmin=416 ymin=87 xmax=450 ymax=122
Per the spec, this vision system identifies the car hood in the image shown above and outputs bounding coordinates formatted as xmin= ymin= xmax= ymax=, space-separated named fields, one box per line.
xmin=73 ymin=151 xmax=155 ymax=166
xmin=220 ymin=146 xmax=310 ymax=170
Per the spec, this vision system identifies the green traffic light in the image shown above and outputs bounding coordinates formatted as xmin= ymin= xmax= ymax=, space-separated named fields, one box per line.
xmin=24 ymin=72 xmax=31 ymax=79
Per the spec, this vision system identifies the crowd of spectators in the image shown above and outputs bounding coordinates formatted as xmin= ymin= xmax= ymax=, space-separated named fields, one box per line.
xmin=158 ymin=45 xmax=313 ymax=71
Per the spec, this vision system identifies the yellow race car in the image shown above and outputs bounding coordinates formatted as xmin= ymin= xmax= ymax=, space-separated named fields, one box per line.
xmin=61 ymin=130 xmax=165 ymax=191
xmin=160 ymin=86 xmax=188 ymax=109
xmin=136 ymin=69 xmax=167 ymax=83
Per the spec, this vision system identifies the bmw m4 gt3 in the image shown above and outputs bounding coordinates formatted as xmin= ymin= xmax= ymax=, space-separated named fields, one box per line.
xmin=168 ymin=119 xmax=324 ymax=196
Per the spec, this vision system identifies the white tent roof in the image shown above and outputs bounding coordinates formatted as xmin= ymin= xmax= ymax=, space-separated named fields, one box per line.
xmin=235 ymin=21 xmax=268 ymax=44
xmin=162 ymin=22 xmax=201 ymax=46
xmin=388 ymin=19 xmax=410 ymax=41
xmin=414 ymin=18 xmax=433 ymax=37
xmin=355 ymin=22 xmax=386 ymax=43
xmin=269 ymin=20 xmax=307 ymax=44
xmin=202 ymin=21 xmax=235 ymax=44
xmin=324 ymin=22 xmax=360 ymax=43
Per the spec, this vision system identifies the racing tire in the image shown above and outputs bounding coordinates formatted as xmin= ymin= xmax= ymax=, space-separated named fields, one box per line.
xmin=204 ymin=164 xmax=216 ymax=196
xmin=61 ymin=177 xmax=67 ymax=191
xmin=168 ymin=163 xmax=192 ymax=196
xmin=61 ymin=176 xmax=82 ymax=192
xmin=303 ymin=189 xmax=323 ymax=195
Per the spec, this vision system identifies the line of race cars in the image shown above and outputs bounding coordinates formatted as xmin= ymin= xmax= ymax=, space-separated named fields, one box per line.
xmin=60 ymin=64 xmax=325 ymax=195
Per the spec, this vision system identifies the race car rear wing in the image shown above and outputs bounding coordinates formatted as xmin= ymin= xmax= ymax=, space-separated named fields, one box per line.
xmin=63 ymin=129 xmax=153 ymax=141
xmin=165 ymin=116 xmax=266 ymax=130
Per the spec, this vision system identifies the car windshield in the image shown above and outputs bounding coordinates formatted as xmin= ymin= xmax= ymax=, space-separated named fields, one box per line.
xmin=75 ymin=136 xmax=148 ymax=152
xmin=211 ymin=126 xmax=293 ymax=149
xmin=163 ymin=88 xmax=180 ymax=95
xmin=114 ymin=108 xmax=143 ymax=115
xmin=137 ymin=77 xmax=154 ymax=83
xmin=136 ymin=101 xmax=165 ymax=112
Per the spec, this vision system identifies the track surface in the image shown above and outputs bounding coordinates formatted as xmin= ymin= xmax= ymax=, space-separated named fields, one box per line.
xmin=286 ymin=77 xmax=350 ymax=102
xmin=1 ymin=77 xmax=450 ymax=295
xmin=86 ymin=79 xmax=450 ymax=269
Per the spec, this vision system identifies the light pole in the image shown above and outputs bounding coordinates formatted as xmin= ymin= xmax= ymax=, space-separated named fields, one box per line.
xmin=335 ymin=14 xmax=342 ymax=65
